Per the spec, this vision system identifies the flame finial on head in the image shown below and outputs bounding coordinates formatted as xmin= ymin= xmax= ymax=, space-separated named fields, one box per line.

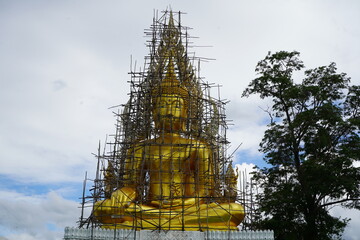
xmin=151 ymin=56 xmax=189 ymax=108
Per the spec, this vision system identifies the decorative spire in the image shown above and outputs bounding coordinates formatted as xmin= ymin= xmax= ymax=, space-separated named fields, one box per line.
xmin=162 ymin=10 xmax=179 ymax=57
xmin=168 ymin=10 xmax=175 ymax=28
xmin=148 ymin=10 xmax=200 ymax=98
xmin=224 ymin=164 xmax=238 ymax=202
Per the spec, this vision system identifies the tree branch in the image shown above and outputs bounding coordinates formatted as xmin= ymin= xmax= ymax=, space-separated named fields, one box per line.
xmin=320 ymin=198 xmax=360 ymax=208
xmin=259 ymin=106 xmax=274 ymax=124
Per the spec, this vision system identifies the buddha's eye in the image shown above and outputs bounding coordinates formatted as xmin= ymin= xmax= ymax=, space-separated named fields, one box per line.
xmin=158 ymin=101 xmax=167 ymax=108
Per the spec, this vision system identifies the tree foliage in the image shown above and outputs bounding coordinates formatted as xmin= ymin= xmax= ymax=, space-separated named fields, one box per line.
xmin=242 ymin=51 xmax=360 ymax=240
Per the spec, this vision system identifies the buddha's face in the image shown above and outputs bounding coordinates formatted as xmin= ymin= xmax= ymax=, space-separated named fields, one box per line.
xmin=153 ymin=94 xmax=187 ymax=131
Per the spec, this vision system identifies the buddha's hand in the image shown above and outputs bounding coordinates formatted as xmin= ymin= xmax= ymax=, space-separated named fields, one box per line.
xmin=110 ymin=187 xmax=137 ymax=210
xmin=94 ymin=187 xmax=137 ymax=215
xmin=151 ymin=197 xmax=196 ymax=208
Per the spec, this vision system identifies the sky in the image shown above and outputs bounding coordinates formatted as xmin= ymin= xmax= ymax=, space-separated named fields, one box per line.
xmin=0 ymin=0 xmax=359 ymax=239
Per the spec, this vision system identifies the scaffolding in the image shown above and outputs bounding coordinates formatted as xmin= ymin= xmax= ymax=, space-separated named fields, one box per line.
xmin=77 ymin=9 xmax=258 ymax=233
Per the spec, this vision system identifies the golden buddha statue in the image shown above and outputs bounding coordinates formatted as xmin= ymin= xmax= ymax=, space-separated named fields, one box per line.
xmin=93 ymin=58 xmax=245 ymax=231
xmin=92 ymin=11 xmax=245 ymax=231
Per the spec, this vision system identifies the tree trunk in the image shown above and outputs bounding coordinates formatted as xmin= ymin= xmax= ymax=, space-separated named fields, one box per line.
xmin=304 ymin=201 xmax=318 ymax=240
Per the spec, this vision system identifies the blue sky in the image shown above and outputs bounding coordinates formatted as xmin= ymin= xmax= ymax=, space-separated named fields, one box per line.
xmin=1 ymin=0 xmax=360 ymax=239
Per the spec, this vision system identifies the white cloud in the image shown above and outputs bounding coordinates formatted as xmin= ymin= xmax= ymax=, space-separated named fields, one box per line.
xmin=227 ymin=97 xmax=270 ymax=154
xmin=235 ymin=163 xmax=257 ymax=187
xmin=0 ymin=190 xmax=79 ymax=240
xmin=330 ymin=206 xmax=360 ymax=240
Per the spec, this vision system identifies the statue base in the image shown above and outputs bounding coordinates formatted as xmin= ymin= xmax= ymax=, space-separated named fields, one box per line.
xmin=64 ymin=227 xmax=274 ymax=240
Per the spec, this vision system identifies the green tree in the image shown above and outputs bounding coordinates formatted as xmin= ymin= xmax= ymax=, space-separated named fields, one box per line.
xmin=242 ymin=51 xmax=360 ymax=240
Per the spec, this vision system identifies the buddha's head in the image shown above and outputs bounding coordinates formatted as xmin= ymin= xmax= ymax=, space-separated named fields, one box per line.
xmin=151 ymin=59 xmax=189 ymax=132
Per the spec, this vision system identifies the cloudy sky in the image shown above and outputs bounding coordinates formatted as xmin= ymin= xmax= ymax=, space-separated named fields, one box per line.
xmin=0 ymin=0 xmax=359 ymax=239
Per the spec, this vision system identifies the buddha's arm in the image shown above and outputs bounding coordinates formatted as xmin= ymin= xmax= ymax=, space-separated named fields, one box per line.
xmin=123 ymin=144 xmax=145 ymax=189
xmin=194 ymin=143 xmax=215 ymax=198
